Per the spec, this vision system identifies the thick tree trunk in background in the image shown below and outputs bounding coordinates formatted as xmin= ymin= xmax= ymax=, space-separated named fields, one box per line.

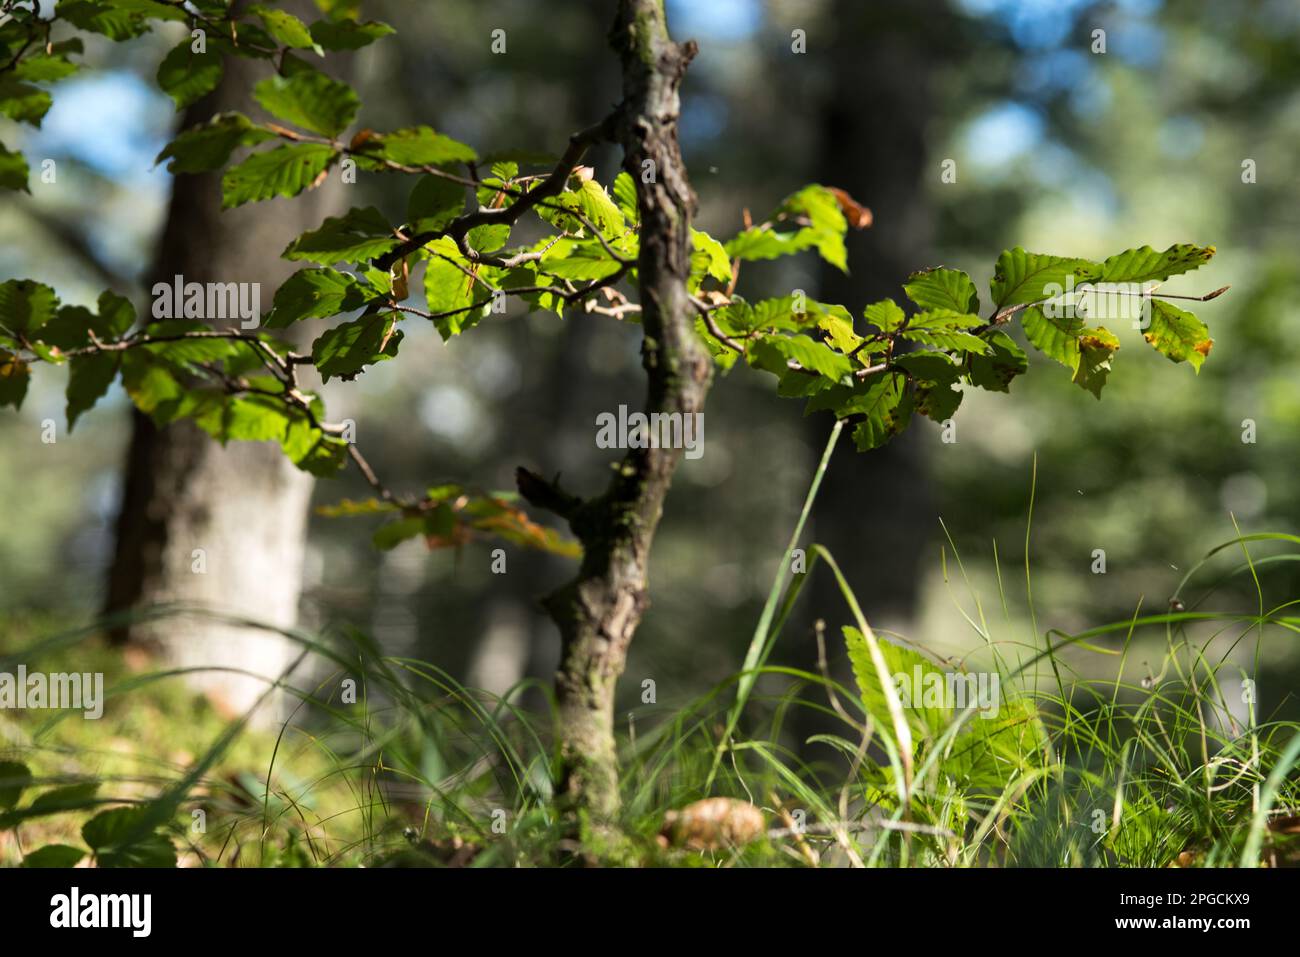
xmin=518 ymin=0 xmax=704 ymax=823
xmin=104 ymin=38 xmax=345 ymax=720
xmin=806 ymin=0 xmax=944 ymax=632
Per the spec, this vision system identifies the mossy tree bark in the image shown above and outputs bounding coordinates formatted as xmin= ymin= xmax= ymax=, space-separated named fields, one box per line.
xmin=518 ymin=0 xmax=707 ymax=822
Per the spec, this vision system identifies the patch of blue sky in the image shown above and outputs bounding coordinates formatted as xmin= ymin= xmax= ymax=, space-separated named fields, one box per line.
xmin=954 ymin=0 xmax=1095 ymax=49
xmin=666 ymin=0 xmax=762 ymax=43
xmin=1019 ymin=49 xmax=1091 ymax=95
xmin=31 ymin=71 xmax=173 ymax=192
xmin=963 ymin=101 xmax=1044 ymax=169
xmin=1109 ymin=20 xmax=1164 ymax=67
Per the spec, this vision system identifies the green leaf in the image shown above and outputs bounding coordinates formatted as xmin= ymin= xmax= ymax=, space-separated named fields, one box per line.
xmin=0 ymin=351 xmax=30 ymax=410
xmin=900 ymin=309 xmax=989 ymax=354
xmin=1021 ymin=304 xmax=1083 ymax=370
xmin=724 ymin=226 xmax=818 ymax=262
xmin=0 ymin=278 xmax=58 ymax=335
xmin=501 ymin=263 xmax=564 ymax=317
xmin=540 ymin=178 xmax=626 ymax=240
xmin=1144 ymin=300 xmax=1213 ymax=372
xmin=990 ymin=248 xmax=1101 ymax=310
xmin=897 ymin=352 xmax=963 ymax=421
xmin=863 ymin=299 xmax=906 ymax=334
xmin=222 ymin=143 xmax=336 ymax=208
xmin=311 ymin=313 xmax=402 ymax=381
xmin=39 ymin=291 xmax=136 ymax=351
xmin=209 ymin=394 xmax=294 ymax=444
xmin=749 ymin=334 xmax=852 ymax=381
xmin=22 ymin=845 xmax=86 ymax=868
xmin=120 ymin=353 xmax=183 ymax=419
xmin=265 ymin=267 xmax=370 ymax=327
xmin=282 ymin=404 xmax=348 ymax=475
xmin=28 ymin=782 xmax=99 ymax=816
xmin=1099 ymin=244 xmax=1215 ymax=284
xmin=424 ymin=243 xmax=482 ymax=338
xmin=312 ymin=0 xmax=362 ymax=19
xmin=690 ymin=229 xmax=732 ymax=286
xmin=817 ymin=310 xmax=863 ymax=354
xmin=137 ymin=322 xmax=240 ymax=365
xmin=844 ymin=626 xmax=950 ymax=744
xmin=965 ymin=329 xmax=1028 ymax=393
xmin=284 ymin=206 xmax=397 ymax=265
xmin=66 ymin=352 xmax=119 ymax=430
xmin=48 ymin=39 xmax=87 ymax=58
xmin=724 ymin=185 xmax=849 ymax=270
xmin=0 ymin=143 xmax=29 ymax=191
xmin=538 ymin=238 xmax=623 ymax=281
xmin=0 ymin=760 xmax=32 ymax=809
xmin=612 ymin=171 xmax=638 ymax=224
xmin=82 ymin=807 xmax=177 ymax=868
xmin=903 ymin=267 xmax=980 ymax=315
xmin=850 ymin=376 xmax=912 ymax=450
xmin=157 ymin=39 xmax=223 ymax=110
xmin=100 ymin=0 xmax=186 ymax=21
xmin=466 ymin=223 xmax=509 ymax=253
xmin=13 ymin=55 xmax=79 ymax=83
xmin=573 ymin=178 xmax=626 ymax=236
xmin=373 ymin=516 xmax=427 ymax=550
xmin=356 ymin=126 xmax=476 ymax=167
xmin=1072 ymin=325 xmax=1120 ymax=398
xmin=253 ymin=70 xmax=358 ymax=137
xmin=0 ymin=78 xmax=52 ymax=126
xmin=407 ymin=173 xmax=465 ymax=232
xmin=945 ymin=696 xmax=1046 ymax=789
xmin=309 ymin=18 xmax=394 ymax=50
xmin=156 ymin=112 xmax=275 ymax=174
xmin=250 ymin=4 xmax=320 ymax=51
xmin=893 ymin=351 xmax=959 ymax=384
xmin=52 ymin=1 xmax=154 ymax=41
xmin=96 ymin=290 xmax=137 ymax=338
xmin=779 ymin=184 xmax=847 ymax=272
xmin=316 ymin=496 xmax=402 ymax=518
xmin=914 ymin=381 xmax=962 ymax=421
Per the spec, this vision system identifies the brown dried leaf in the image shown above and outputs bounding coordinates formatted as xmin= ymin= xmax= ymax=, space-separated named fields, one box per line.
xmin=827 ymin=187 xmax=873 ymax=229
xmin=661 ymin=797 xmax=765 ymax=850
xmin=349 ymin=129 xmax=378 ymax=151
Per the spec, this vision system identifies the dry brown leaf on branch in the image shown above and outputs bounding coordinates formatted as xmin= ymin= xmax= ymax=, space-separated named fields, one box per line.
xmin=827 ymin=187 xmax=873 ymax=229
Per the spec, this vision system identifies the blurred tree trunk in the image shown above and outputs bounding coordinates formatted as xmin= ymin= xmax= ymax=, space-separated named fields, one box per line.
xmin=800 ymin=0 xmax=945 ymax=677
xmin=104 ymin=26 xmax=345 ymax=720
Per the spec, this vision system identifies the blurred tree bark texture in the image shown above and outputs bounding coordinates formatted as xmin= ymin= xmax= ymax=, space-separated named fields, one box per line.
xmin=368 ymin=0 xmax=620 ymax=697
xmin=800 ymin=0 xmax=946 ymax=680
xmin=104 ymin=11 xmax=346 ymax=721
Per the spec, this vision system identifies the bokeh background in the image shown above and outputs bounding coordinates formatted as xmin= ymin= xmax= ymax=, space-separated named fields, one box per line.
xmin=3 ymin=0 xmax=1298 ymax=734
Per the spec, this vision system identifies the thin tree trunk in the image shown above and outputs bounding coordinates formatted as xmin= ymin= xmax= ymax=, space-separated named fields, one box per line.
xmin=104 ymin=25 xmax=345 ymax=721
xmin=518 ymin=0 xmax=705 ymax=821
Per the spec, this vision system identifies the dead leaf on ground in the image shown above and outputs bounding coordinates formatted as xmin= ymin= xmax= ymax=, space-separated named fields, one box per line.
xmin=659 ymin=797 xmax=765 ymax=850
